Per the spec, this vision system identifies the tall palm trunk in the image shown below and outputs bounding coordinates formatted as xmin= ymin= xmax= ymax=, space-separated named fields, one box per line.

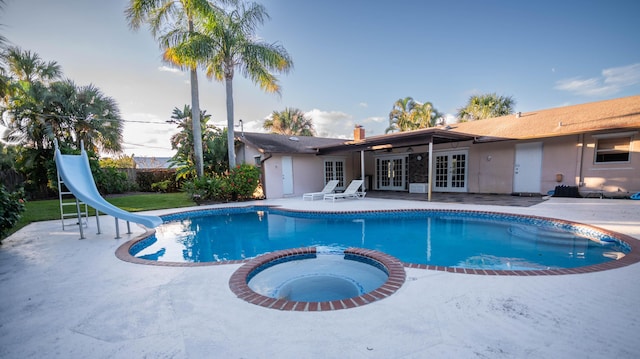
xmin=190 ymin=68 xmax=204 ymax=177
xmin=225 ymin=76 xmax=236 ymax=168
xmin=188 ymin=17 xmax=204 ymax=178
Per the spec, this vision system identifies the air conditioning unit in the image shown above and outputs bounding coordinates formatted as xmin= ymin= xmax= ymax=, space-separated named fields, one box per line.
xmin=409 ymin=183 xmax=427 ymax=193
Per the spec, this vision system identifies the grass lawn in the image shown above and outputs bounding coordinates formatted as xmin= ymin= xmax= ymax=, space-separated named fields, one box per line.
xmin=8 ymin=192 xmax=196 ymax=238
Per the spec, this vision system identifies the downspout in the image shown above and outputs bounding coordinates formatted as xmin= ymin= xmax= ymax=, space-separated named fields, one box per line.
xmin=576 ymin=134 xmax=585 ymax=187
xmin=260 ymin=153 xmax=273 ymax=199
xmin=428 ymin=139 xmax=434 ymax=202
xmin=361 ymin=150 xmax=365 ymax=191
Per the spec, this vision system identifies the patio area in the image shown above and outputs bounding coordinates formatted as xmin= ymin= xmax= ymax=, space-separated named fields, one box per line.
xmin=1 ymin=196 xmax=639 ymax=358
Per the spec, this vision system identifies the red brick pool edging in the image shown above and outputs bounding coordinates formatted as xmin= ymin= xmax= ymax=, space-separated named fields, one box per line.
xmin=115 ymin=207 xmax=640 ymax=276
xmin=228 ymin=247 xmax=407 ymax=311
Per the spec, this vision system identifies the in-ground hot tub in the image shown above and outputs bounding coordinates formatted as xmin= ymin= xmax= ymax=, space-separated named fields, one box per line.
xmin=229 ymin=247 xmax=406 ymax=311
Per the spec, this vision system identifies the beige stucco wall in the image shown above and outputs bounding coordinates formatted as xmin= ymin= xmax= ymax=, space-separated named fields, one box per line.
xmin=254 ymin=153 xmax=355 ymax=199
xmin=465 ymin=141 xmax=515 ymax=193
xmin=579 ymin=132 xmax=640 ymax=193
xmin=540 ymin=136 xmax=580 ymax=192
xmin=241 ymin=129 xmax=639 ymax=198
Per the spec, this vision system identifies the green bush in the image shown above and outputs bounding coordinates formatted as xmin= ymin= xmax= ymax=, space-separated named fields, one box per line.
xmin=95 ymin=167 xmax=132 ymax=194
xmin=226 ymin=164 xmax=261 ymax=200
xmin=151 ymin=180 xmax=172 ymax=193
xmin=183 ymin=164 xmax=261 ymax=202
xmin=183 ymin=175 xmax=226 ymax=201
xmin=136 ymin=169 xmax=179 ymax=192
xmin=0 ymin=185 xmax=26 ymax=241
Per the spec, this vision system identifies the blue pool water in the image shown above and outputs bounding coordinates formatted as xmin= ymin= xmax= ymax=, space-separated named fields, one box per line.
xmin=248 ymin=253 xmax=388 ymax=302
xmin=130 ymin=207 xmax=630 ymax=270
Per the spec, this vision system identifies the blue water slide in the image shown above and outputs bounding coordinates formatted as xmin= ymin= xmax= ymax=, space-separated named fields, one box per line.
xmin=54 ymin=141 xmax=163 ymax=229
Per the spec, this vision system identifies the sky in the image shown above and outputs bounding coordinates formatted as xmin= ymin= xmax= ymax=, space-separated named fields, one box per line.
xmin=1 ymin=0 xmax=639 ymax=157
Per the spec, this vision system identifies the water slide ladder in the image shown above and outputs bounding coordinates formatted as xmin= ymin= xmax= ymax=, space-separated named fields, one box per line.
xmin=57 ymin=170 xmax=101 ymax=239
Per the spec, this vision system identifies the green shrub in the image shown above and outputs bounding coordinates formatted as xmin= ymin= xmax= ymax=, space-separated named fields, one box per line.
xmin=136 ymin=169 xmax=179 ymax=192
xmin=183 ymin=175 xmax=226 ymax=201
xmin=0 ymin=185 xmax=26 ymax=241
xmin=226 ymin=164 xmax=261 ymax=200
xmin=95 ymin=167 xmax=132 ymax=194
xmin=151 ymin=180 xmax=171 ymax=193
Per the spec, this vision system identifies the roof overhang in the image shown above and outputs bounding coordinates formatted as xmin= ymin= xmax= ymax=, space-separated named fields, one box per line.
xmin=316 ymin=128 xmax=477 ymax=155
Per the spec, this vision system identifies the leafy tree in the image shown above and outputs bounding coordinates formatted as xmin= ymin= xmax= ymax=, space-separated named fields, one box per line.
xmin=263 ymin=107 xmax=315 ymax=136
xmin=2 ymin=46 xmax=61 ymax=85
xmin=173 ymin=1 xmax=293 ymax=169
xmin=100 ymin=155 xmax=135 ymax=168
xmin=0 ymin=185 xmax=25 ymax=241
xmin=1 ymin=48 xmax=124 ymax=197
xmin=47 ymin=80 xmax=124 ymax=153
xmin=167 ymin=105 xmax=228 ymax=179
xmin=126 ymin=0 xmax=219 ymax=178
xmin=386 ymin=97 xmax=441 ymax=133
xmin=456 ymin=93 xmax=516 ymax=121
xmin=0 ymin=142 xmax=18 ymax=170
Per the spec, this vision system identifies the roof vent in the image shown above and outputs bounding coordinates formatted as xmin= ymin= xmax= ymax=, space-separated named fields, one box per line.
xmin=289 ymin=136 xmax=299 ymax=142
xmin=515 ymin=112 xmax=521 ymax=118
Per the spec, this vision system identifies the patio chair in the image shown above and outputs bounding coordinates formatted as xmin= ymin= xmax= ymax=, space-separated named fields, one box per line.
xmin=303 ymin=180 xmax=339 ymax=200
xmin=324 ymin=179 xmax=366 ymax=202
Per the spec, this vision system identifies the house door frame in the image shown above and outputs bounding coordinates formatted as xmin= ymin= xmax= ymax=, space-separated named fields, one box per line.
xmin=432 ymin=150 xmax=468 ymax=192
xmin=281 ymin=156 xmax=294 ymax=195
xmin=375 ymin=155 xmax=407 ymax=191
xmin=513 ymin=142 xmax=542 ymax=194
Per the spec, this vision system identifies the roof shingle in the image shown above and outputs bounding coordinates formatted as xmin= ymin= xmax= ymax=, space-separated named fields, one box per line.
xmin=449 ymin=95 xmax=640 ymax=140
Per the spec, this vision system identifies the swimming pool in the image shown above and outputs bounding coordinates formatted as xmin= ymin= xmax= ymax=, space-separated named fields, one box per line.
xmin=120 ymin=206 xmax=636 ymax=273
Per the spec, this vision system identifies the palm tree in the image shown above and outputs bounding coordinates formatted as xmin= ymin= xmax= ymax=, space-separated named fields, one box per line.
xmin=168 ymin=105 xmax=229 ymax=178
xmin=2 ymin=46 xmax=61 ymax=85
xmin=263 ymin=107 xmax=315 ymax=136
xmin=386 ymin=97 xmax=441 ymax=133
xmin=1 ymin=47 xmax=63 ymax=149
xmin=412 ymin=101 xmax=441 ymax=129
xmin=47 ymin=80 xmax=124 ymax=153
xmin=456 ymin=93 xmax=516 ymax=121
xmin=125 ymin=0 xmax=218 ymax=178
xmin=193 ymin=2 xmax=293 ymax=168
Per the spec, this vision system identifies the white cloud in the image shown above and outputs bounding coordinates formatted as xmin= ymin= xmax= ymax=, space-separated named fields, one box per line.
xmin=555 ymin=63 xmax=640 ymax=96
xmin=158 ymin=65 xmax=182 ymax=74
xmin=358 ymin=102 xmax=368 ymax=108
xmin=120 ymin=112 xmax=178 ymax=157
xmin=443 ymin=113 xmax=457 ymax=125
xmin=602 ymin=63 xmax=640 ymax=87
xmin=305 ymin=109 xmax=353 ymax=138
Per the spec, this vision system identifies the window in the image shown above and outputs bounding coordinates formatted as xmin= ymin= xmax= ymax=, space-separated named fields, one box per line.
xmin=253 ymin=155 xmax=262 ymax=166
xmin=595 ymin=136 xmax=631 ymax=163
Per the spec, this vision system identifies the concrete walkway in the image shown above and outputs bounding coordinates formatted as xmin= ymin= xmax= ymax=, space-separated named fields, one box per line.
xmin=1 ymin=197 xmax=639 ymax=358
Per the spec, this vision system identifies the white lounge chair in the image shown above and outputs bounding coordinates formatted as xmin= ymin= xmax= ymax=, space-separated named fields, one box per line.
xmin=323 ymin=179 xmax=366 ymax=202
xmin=303 ymin=180 xmax=340 ymax=201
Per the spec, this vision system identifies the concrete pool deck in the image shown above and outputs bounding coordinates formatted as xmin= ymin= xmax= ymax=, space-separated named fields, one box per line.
xmin=1 ymin=197 xmax=639 ymax=358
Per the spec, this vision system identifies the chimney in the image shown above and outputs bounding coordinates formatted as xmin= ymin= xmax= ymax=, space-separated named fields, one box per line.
xmin=354 ymin=125 xmax=365 ymax=141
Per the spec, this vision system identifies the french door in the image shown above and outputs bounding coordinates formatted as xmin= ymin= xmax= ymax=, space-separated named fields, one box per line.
xmin=376 ymin=156 xmax=407 ymax=190
xmin=433 ymin=150 xmax=468 ymax=192
xmin=324 ymin=159 xmax=345 ymax=188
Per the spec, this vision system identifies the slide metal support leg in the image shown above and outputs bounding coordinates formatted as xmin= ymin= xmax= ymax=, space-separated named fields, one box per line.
xmin=95 ymin=209 xmax=101 ymax=234
xmin=76 ymin=199 xmax=85 ymax=240
xmin=126 ymin=221 xmax=131 ymax=234
xmin=114 ymin=218 xmax=121 ymax=239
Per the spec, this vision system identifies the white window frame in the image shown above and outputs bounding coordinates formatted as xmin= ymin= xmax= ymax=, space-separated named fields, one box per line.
xmin=323 ymin=157 xmax=346 ymax=189
xmin=593 ymin=132 xmax=636 ymax=164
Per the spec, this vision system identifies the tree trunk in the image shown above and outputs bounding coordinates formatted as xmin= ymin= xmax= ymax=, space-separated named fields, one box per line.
xmin=225 ymin=77 xmax=236 ymax=169
xmin=190 ymin=67 xmax=204 ymax=178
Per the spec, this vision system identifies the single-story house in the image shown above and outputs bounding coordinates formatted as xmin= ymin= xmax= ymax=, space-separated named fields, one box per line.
xmin=236 ymin=132 xmax=346 ymax=198
xmin=133 ymin=156 xmax=172 ymax=169
xmin=237 ymin=95 xmax=640 ymax=199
